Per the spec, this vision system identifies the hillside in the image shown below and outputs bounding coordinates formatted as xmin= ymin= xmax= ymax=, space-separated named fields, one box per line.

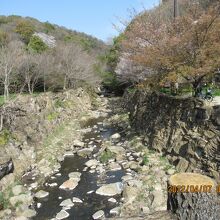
xmin=0 ymin=15 xmax=107 ymax=98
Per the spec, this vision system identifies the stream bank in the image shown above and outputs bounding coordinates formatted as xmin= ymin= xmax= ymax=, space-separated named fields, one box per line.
xmin=0 ymin=91 xmax=176 ymax=220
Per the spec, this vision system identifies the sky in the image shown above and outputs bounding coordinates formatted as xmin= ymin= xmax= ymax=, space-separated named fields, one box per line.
xmin=0 ymin=0 xmax=160 ymax=42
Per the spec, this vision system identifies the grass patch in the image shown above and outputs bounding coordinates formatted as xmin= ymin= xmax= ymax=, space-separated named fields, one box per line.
xmin=43 ymin=123 xmax=66 ymax=147
xmin=213 ymin=88 xmax=220 ymax=97
xmin=0 ymin=184 xmax=14 ymax=210
xmin=0 ymin=96 xmax=5 ymax=106
xmin=54 ymin=99 xmax=65 ymax=108
xmin=0 ymin=129 xmax=10 ymax=147
xmin=0 ymin=94 xmax=17 ymax=106
xmin=0 ymin=192 xmax=9 ymax=210
xmin=46 ymin=112 xmax=59 ymax=121
xmin=142 ymin=153 xmax=149 ymax=165
xmin=99 ymin=150 xmax=116 ymax=163
xmin=127 ymin=87 xmax=137 ymax=94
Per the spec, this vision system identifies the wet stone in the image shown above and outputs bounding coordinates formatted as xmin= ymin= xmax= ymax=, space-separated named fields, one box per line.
xmin=92 ymin=210 xmax=105 ymax=219
xmin=56 ymin=210 xmax=69 ymax=220
xmin=34 ymin=190 xmax=49 ymax=199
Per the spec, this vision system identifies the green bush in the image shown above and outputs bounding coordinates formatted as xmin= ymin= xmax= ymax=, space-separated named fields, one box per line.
xmin=28 ymin=36 xmax=48 ymax=53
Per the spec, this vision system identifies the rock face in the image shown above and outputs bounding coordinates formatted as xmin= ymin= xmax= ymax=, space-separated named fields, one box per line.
xmin=125 ymin=90 xmax=220 ymax=182
xmin=33 ymin=32 xmax=56 ymax=48
xmin=96 ymin=182 xmax=123 ymax=196
xmin=0 ymin=88 xmax=92 ymax=180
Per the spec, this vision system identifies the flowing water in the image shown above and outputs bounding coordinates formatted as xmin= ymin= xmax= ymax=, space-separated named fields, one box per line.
xmin=32 ymin=116 xmax=126 ymax=220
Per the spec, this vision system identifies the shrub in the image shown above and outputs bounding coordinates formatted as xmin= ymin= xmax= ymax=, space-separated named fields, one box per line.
xmin=28 ymin=36 xmax=48 ymax=53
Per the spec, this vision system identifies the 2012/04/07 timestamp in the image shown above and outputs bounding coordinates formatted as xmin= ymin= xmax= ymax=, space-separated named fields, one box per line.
xmin=168 ymin=185 xmax=220 ymax=193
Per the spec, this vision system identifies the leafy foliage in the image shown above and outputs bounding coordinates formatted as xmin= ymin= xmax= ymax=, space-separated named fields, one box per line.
xmin=64 ymin=34 xmax=98 ymax=51
xmin=27 ymin=35 xmax=48 ymax=53
xmin=15 ymin=20 xmax=35 ymax=44
xmin=122 ymin=0 xmax=220 ymax=95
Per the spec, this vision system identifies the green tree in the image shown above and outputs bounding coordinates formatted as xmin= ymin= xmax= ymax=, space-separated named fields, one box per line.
xmin=28 ymin=36 xmax=48 ymax=53
xmin=15 ymin=20 xmax=35 ymax=44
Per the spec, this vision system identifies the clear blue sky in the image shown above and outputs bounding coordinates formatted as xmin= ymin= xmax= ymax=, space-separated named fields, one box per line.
xmin=0 ymin=0 xmax=160 ymax=42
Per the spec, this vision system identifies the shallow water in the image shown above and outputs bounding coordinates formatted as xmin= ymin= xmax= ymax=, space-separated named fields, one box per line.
xmin=33 ymin=117 xmax=125 ymax=220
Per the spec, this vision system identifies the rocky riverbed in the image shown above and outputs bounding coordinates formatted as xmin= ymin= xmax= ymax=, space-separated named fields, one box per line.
xmin=0 ymin=93 xmax=177 ymax=220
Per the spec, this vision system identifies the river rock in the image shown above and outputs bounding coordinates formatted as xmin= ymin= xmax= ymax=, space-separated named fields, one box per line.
xmin=14 ymin=217 xmax=28 ymax=220
xmin=73 ymin=140 xmax=84 ymax=148
xmin=92 ymin=210 xmax=104 ymax=219
xmin=109 ymin=162 xmax=121 ymax=171
xmin=107 ymin=146 xmax=125 ymax=155
xmin=56 ymin=210 xmax=69 ymax=219
xmin=12 ymin=185 xmax=24 ymax=196
xmin=60 ymin=199 xmax=74 ymax=207
xmin=110 ymin=207 xmax=120 ymax=215
xmin=68 ymin=172 xmax=81 ymax=180
xmin=121 ymin=175 xmax=133 ymax=182
xmin=59 ymin=179 xmax=79 ymax=190
xmin=77 ymin=148 xmax=93 ymax=157
xmin=111 ymin=133 xmax=121 ymax=141
xmin=166 ymin=168 xmax=175 ymax=175
xmin=96 ymin=182 xmax=123 ymax=196
xmin=48 ymin=183 xmax=58 ymax=187
xmin=108 ymin=198 xmax=117 ymax=203
xmin=85 ymin=159 xmax=98 ymax=168
xmin=176 ymin=158 xmax=189 ymax=172
xmin=34 ymin=190 xmax=49 ymax=199
xmin=72 ymin=197 xmax=83 ymax=203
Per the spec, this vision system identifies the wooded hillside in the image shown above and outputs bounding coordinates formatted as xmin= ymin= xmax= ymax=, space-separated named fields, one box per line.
xmin=0 ymin=15 xmax=107 ymax=100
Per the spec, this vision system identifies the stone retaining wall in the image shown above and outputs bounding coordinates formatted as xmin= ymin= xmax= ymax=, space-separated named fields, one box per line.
xmin=124 ymin=90 xmax=220 ymax=182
